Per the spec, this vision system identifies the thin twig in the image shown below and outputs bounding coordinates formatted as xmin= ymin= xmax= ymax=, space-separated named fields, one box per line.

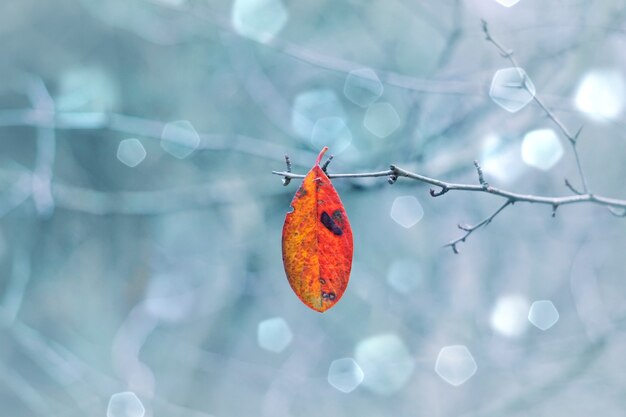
xmin=482 ymin=20 xmax=589 ymax=193
xmin=564 ymin=178 xmax=583 ymax=195
xmin=474 ymin=160 xmax=488 ymax=187
xmin=321 ymin=155 xmax=334 ymax=173
xmin=282 ymin=155 xmax=292 ymax=186
xmin=445 ymin=200 xmax=513 ymax=254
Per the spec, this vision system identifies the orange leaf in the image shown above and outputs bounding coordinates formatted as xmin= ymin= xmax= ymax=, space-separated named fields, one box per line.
xmin=282 ymin=147 xmax=353 ymax=312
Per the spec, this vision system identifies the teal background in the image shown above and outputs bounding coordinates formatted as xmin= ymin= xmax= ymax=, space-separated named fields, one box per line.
xmin=1 ymin=1 xmax=626 ymax=416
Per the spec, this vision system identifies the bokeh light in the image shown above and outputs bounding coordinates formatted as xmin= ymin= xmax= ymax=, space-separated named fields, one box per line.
xmin=435 ymin=345 xmax=477 ymax=386
xmin=292 ymin=89 xmax=346 ymax=139
xmin=107 ymin=392 xmax=145 ymax=417
xmin=231 ymin=0 xmax=288 ymax=43
xmin=521 ymin=129 xmax=563 ymax=170
xmin=494 ymin=0 xmax=521 ymax=7
xmin=160 ymin=120 xmax=201 ymax=159
xmin=354 ymin=334 xmax=415 ymax=395
xmin=56 ymin=66 xmax=118 ymax=112
xmin=363 ymin=102 xmax=401 ymax=138
xmin=257 ymin=317 xmax=293 ymax=353
xmin=528 ymin=300 xmax=559 ymax=331
xmin=481 ymin=134 xmax=525 ymax=183
xmin=574 ymin=69 xmax=625 ymax=121
xmin=328 ymin=358 xmax=365 ymax=393
xmin=490 ymin=295 xmax=530 ymax=338
xmin=489 ymin=67 xmax=536 ymax=113
xmin=390 ymin=196 xmax=424 ymax=228
xmin=310 ymin=117 xmax=352 ymax=154
xmin=343 ymin=68 xmax=384 ymax=108
xmin=117 ymin=139 xmax=147 ymax=168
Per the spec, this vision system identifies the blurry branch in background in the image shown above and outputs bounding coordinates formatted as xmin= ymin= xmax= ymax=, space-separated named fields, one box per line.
xmin=196 ymin=7 xmax=481 ymax=97
xmin=273 ymin=21 xmax=626 ymax=253
xmin=1 ymin=159 xmax=288 ymax=215
xmin=27 ymin=77 xmax=56 ymax=217
xmin=0 ymin=108 xmax=315 ymax=166
xmin=0 ymin=103 xmax=317 ymax=215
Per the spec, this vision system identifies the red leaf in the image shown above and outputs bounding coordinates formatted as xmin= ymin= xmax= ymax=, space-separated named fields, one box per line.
xmin=282 ymin=147 xmax=354 ymax=312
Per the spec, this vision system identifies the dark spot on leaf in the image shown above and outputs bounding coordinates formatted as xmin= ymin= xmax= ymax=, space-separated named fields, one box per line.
xmin=328 ymin=292 xmax=336 ymax=300
xmin=322 ymin=292 xmax=329 ymax=299
xmin=319 ymin=278 xmax=326 ymax=284
xmin=297 ymin=185 xmax=307 ymax=197
xmin=332 ymin=210 xmax=343 ymax=220
xmin=321 ymin=211 xmax=343 ymax=236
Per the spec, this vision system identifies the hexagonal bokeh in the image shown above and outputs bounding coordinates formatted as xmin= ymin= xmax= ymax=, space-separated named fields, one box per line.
xmin=292 ymin=89 xmax=345 ymax=139
xmin=489 ymin=67 xmax=536 ymax=113
xmin=390 ymin=196 xmax=424 ymax=229
xmin=490 ymin=294 xmax=530 ymax=338
xmin=494 ymin=0 xmax=521 ymax=7
xmin=521 ymin=129 xmax=563 ymax=170
xmin=387 ymin=258 xmax=422 ymax=294
xmin=160 ymin=120 xmax=201 ymax=159
xmin=354 ymin=333 xmax=415 ymax=395
xmin=434 ymin=345 xmax=477 ymax=386
xmin=327 ymin=357 xmax=364 ymax=393
xmin=117 ymin=139 xmax=147 ymax=168
xmin=528 ymin=300 xmax=559 ymax=331
xmin=343 ymin=68 xmax=384 ymax=108
xmin=231 ymin=0 xmax=288 ymax=43
xmin=310 ymin=117 xmax=352 ymax=154
xmin=574 ymin=69 xmax=625 ymax=121
xmin=257 ymin=317 xmax=293 ymax=353
xmin=107 ymin=391 xmax=145 ymax=417
xmin=363 ymin=102 xmax=401 ymax=138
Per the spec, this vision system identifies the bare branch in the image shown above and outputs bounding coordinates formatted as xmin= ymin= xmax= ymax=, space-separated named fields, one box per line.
xmin=273 ymin=160 xmax=626 ymax=251
xmin=273 ymin=169 xmax=394 ymax=181
xmin=273 ymin=163 xmax=626 ymax=209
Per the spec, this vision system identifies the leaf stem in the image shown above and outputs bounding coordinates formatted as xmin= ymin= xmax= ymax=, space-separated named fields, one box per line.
xmin=315 ymin=146 xmax=329 ymax=166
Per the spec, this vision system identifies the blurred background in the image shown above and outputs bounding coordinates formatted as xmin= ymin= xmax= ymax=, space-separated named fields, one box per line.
xmin=2 ymin=0 xmax=626 ymax=416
